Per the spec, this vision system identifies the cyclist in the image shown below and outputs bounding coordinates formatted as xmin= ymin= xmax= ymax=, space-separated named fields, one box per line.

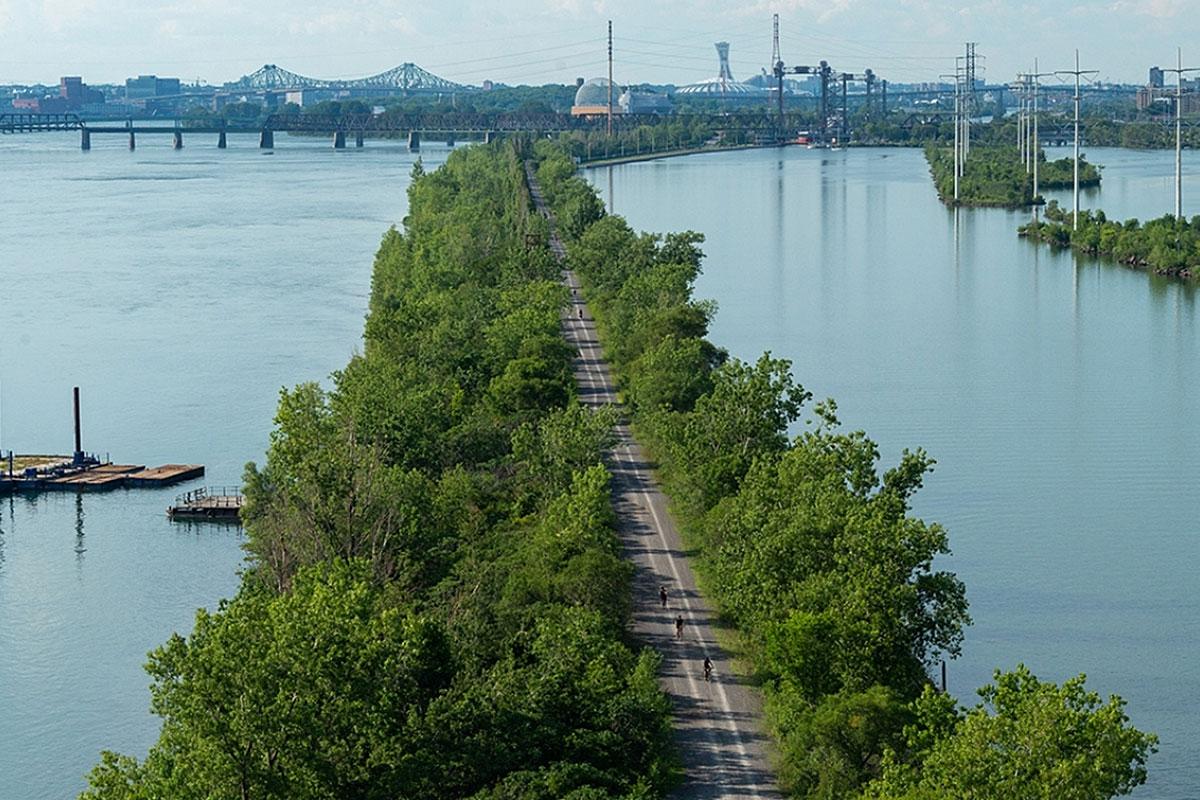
xmin=703 ymin=657 xmax=713 ymax=682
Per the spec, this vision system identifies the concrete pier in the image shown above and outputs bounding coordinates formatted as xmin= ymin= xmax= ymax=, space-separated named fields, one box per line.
xmin=128 ymin=131 xmax=135 ymax=150
xmin=259 ymin=129 xmax=274 ymax=149
xmin=217 ymin=130 xmax=227 ymax=149
xmin=484 ymin=130 xmax=496 ymax=145
xmin=172 ymin=130 xmax=183 ymax=150
xmin=446 ymin=134 xmax=455 ymax=147
xmin=355 ymin=132 xmax=364 ymax=148
xmin=333 ymin=130 xmax=346 ymax=149
xmin=80 ymin=129 xmax=90 ymax=151
xmin=408 ymin=130 xmax=420 ymax=151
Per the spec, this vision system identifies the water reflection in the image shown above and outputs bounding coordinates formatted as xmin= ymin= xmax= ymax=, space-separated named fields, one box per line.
xmin=74 ymin=492 xmax=86 ymax=564
xmin=0 ymin=495 xmax=9 ymax=571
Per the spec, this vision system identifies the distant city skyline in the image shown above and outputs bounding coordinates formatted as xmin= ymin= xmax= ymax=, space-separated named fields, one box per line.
xmin=0 ymin=0 xmax=1195 ymax=87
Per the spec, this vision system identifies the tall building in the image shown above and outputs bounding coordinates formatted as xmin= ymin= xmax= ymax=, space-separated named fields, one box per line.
xmin=1150 ymin=66 xmax=1164 ymax=88
xmin=59 ymin=76 xmax=83 ymax=107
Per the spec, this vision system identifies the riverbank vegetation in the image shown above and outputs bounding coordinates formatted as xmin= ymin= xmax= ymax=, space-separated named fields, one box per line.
xmin=533 ymin=139 xmax=1156 ymax=799
xmin=1020 ymin=199 xmax=1200 ymax=278
xmin=81 ymin=143 xmax=676 ymax=799
xmin=926 ymin=144 xmax=1101 ymax=207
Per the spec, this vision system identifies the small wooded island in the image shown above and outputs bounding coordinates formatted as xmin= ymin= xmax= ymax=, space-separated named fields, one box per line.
xmin=926 ymin=144 xmax=1101 ymax=207
xmin=1020 ymin=200 xmax=1200 ymax=279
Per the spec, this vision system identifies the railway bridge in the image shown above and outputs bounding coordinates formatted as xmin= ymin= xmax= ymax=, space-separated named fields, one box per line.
xmin=2 ymin=110 xmax=815 ymax=151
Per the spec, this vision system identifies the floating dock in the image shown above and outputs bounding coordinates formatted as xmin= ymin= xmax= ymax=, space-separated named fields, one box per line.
xmin=0 ymin=459 xmax=204 ymax=494
xmin=0 ymin=387 xmax=204 ymax=495
xmin=167 ymin=486 xmax=243 ymax=522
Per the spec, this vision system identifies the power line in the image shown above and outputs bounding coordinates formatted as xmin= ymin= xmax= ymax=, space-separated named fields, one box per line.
xmin=1056 ymin=50 xmax=1099 ymax=230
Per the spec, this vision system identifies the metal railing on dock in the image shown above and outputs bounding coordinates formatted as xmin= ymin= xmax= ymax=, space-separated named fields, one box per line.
xmin=168 ymin=486 xmax=245 ymax=522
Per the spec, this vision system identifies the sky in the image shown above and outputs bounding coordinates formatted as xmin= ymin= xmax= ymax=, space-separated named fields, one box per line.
xmin=0 ymin=0 xmax=1196 ymax=88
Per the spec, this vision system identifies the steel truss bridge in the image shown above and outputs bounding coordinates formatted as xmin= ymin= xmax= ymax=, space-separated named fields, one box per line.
xmin=224 ymin=63 xmax=467 ymax=93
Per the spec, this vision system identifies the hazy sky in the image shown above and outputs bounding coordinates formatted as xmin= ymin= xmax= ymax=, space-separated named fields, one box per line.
xmin=0 ymin=0 xmax=1195 ymax=87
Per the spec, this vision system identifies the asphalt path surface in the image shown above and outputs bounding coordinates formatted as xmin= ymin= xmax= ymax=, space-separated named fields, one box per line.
xmin=527 ymin=164 xmax=782 ymax=799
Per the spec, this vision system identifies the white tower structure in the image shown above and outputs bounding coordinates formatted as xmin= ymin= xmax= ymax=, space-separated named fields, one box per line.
xmin=716 ymin=41 xmax=735 ymax=88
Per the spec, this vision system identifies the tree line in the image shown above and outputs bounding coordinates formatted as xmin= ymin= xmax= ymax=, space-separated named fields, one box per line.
xmin=533 ymin=139 xmax=1156 ymax=800
xmin=1021 ymin=199 xmax=1200 ymax=278
xmin=80 ymin=143 xmax=676 ymax=799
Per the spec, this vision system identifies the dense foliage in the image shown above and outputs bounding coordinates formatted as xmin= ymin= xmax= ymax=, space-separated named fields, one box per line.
xmin=926 ymin=145 xmax=1100 ymax=207
xmin=81 ymin=143 xmax=675 ymax=800
xmin=533 ymin=139 xmax=1155 ymax=800
xmin=865 ymin=667 xmax=1157 ymax=800
xmin=1020 ymin=199 xmax=1200 ymax=279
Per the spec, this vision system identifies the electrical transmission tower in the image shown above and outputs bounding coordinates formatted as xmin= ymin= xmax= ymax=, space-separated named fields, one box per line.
xmin=1023 ymin=60 xmax=1055 ymax=215
xmin=771 ymin=13 xmax=783 ymax=117
xmin=1163 ymin=47 xmax=1199 ymax=220
xmin=1056 ymin=51 xmax=1098 ymax=230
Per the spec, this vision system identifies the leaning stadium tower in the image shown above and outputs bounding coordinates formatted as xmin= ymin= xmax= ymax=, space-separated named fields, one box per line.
xmin=715 ymin=41 xmax=735 ymax=90
xmin=676 ymin=41 xmax=761 ymax=98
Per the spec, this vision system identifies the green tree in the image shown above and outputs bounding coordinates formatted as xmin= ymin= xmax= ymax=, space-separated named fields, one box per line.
xmin=867 ymin=667 xmax=1158 ymax=800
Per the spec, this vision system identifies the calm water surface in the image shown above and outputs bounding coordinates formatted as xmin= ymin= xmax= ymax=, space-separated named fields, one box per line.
xmin=594 ymin=146 xmax=1199 ymax=799
xmin=0 ymin=132 xmax=444 ymax=799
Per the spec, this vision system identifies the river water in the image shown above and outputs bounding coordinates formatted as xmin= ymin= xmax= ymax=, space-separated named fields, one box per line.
xmin=0 ymin=132 xmax=443 ymax=799
xmin=592 ymin=146 xmax=1199 ymax=799
xmin=1 ymin=136 xmax=1194 ymax=800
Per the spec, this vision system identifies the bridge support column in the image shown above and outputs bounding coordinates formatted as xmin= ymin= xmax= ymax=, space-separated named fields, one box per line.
xmin=173 ymin=131 xmax=183 ymax=150
xmin=355 ymin=132 xmax=364 ymax=148
xmin=484 ymin=130 xmax=496 ymax=145
xmin=446 ymin=134 xmax=455 ymax=147
xmin=333 ymin=130 xmax=346 ymax=149
xmin=259 ymin=129 xmax=274 ymax=149
xmin=408 ymin=130 xmax=420 ymax=151
xmin=217 ymin=130 xmax=227 ymax=149
xmin=80 ymin=129 xmax=90 ymax=151
xmin=128 ymin=131 xmax=135 ymax=151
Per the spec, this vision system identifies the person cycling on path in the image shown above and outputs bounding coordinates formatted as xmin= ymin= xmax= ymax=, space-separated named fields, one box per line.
xmin=703 ymin=657 xmax=713 ymax=682
xmin=659 ymin=586 xmax=668 ymax=608
xmin=674 ymin=614 xmax=684 ymax=640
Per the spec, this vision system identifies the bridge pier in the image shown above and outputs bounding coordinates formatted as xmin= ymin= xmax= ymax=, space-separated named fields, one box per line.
xmin=355 ymin=132 xmax=364 ymax=148
xmin=484 ymin=130 xmax=496 ymax=145
xmin=259 ymin=129 xmax=274 ymax=149
xmin=333 ymin=130 xmax=346 ymax=149
xmin=408 ymin=130 xmax=420 ymax=151
xmin=173 ymin=130 xmax=183 ymax=150
xmin=217 ymin=130 xmax=227 ymax=149
xmin=446 ymin=134 xmax=455 ymax=147
xmin=128 ymin=131 xmax=135 ymax=151
xmin=80 ymin=129 xmax=90 ymax=151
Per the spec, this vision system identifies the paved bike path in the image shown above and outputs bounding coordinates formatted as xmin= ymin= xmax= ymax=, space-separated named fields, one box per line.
xmin=526 ymin=164 xmax=782 ymax=799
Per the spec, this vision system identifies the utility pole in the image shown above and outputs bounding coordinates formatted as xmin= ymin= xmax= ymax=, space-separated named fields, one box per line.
xmin=819 ymin=61 xmax=831 ymax=144
xmin=1057 ymin=51 xmax=1098 ymax=230
xmin=942 ymin=71 xmax=961 ymax=201
xmin=772 ymin=14 xmax=783 ymax=120
xmin=1164 ymin=47 xmax=1199 ymax=220
xmin=607 ymin=20 xmax=613 ymax=137
xmin=840 ymin=72 xmax=849 ymax=144
xmin=964 ymin=43 xmax=975 ymax=157
xmin=954 ymin=56 xmax=964 ymax=173
xmin=1027 ymin=60 xmax=1053 ymax=212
